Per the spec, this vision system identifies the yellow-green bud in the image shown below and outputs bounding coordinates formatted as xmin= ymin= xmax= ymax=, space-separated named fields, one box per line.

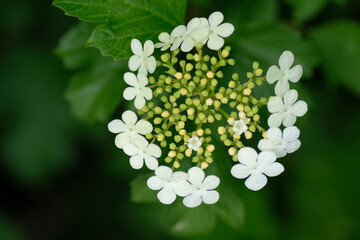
xmin=206 ymin=71 xmax=214 ymax=79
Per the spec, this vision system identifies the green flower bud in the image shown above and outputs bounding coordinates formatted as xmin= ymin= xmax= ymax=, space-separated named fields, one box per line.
xmin=215 ymin=113 xmax=222 ymax=121
xmin=161 ymin=140 xmax=167 ymax=147
xmin=179 ymin=145 xmax=186 ymax=152
xmin=216 ymin=71 xmax=224 ymax=78
xmin=211 ymin=56 xmax=217 ymax=65
xmin=228 ymin=59 xmax=235 ymax=65
xmin=174 ymin=135 xmax=182 ymax=143
xmin=165 ymin=157 xmax=172 ymax=163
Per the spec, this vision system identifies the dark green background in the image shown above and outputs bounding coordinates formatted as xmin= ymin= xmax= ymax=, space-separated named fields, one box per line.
xmin=0 ymin=0 xmax=359 ymax=239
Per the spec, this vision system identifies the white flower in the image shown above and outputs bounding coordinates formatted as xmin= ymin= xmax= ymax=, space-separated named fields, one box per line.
xmin=171 ymin=17 xmax=209 ymax=52
xmin=123 ymin=72 xmax=152 ymax=109
xmin=258 ymin=127 xmax=301 ymax=158
xmin=203 ymin=11 xmax=235 ymax=50
xmin=128 ymin=39 xmax=156 ymax=75
xmin=154 ymin=32 xmax=177 ymax=51
xmin=232 ymin=119 xmax=249 ymax=135
xmin=186 ymin=136 xmax=202 ymax=151
xmin=267 ymin=89 xmax=308 ymax=127
xmin=174 ymin=167 xmax=220 ymax=208
xmin=123 ymin=137 xmax=161 ymax=170
xmin=147 ymin=166 xmax=188 ymax=204
xmin=231 ymin=147 xmax=284 ymax=191
xmin=266 ymin=50 xmax=303 ymax=97
xmin=108 ymin=110 xmax=153 ymax=149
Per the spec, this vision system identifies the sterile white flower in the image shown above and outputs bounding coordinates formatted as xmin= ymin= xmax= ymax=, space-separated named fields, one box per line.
xmin=267 ymin=89 xmax=308 ymax=127
xmin=258 ymin=126 xmax=301 ymax=158
xmin=108 ymin=110 xmax=153 ymax=149
xmin=231 ymin=147 xmax=284 ymax=191
xmin=186 ymin=136 xmax=202 ymax=151
xmin=154 ymin=32 xmax=177 ymax=51
xmin=171 ymin=17 xmax=209 ymax=52
xmin=232 ymin=119 xmax=249 ymax=135
xmin=266 ymin=50 xmax=303 ymax=97
xmin=147 ymin=166 xmax=188 ymax=204
xmin=123 ymin=137 xmax=161 ymax=170
xmin=128 ymin=39 xmax=156 ymax=75
xmin=123 ymin=72 xmax=152 ymax=109
xmin=174 ymin=167 xmax=220 ymax=208
xmin=203 ymin=11 xmax=235 ymax=50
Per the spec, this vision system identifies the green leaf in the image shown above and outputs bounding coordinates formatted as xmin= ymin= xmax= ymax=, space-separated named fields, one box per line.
xmin=53 ymin=0 xmax=187 ymax=60
xmin=130 ymin=173 xmax=158 ymax=203
xmin=56 ymin=23 xmax=127 ymax=123
xmin=310 ymin=20 xmax=360 ymax=95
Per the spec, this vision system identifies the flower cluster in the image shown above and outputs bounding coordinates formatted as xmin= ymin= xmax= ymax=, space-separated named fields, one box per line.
xmin=108 ymin=12 xmax=308 ymax=207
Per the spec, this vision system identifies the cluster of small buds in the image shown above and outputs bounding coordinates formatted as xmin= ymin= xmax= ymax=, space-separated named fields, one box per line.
xmin=108 ymin=12 xmax=308 ymax=206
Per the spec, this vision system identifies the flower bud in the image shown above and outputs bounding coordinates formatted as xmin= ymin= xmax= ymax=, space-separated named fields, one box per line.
xmin=186 ymin=63 xmax=194 ymax=72
xmin=179 ymin=129 xmax=186 ymax=135
xmin=243 ymin=88 xmax=252 ymax=96
xmin=154 ymin=118 xmax=162 ymax=124
xmin=201 ymin=162 xmax=209 ymax=169
xmin=174 ymin=72 xmax=183 ymax=80
xmin=173 ymin=161 xmax=180 ymax=168
xmin=255 ymin=68 xmax=263 ymax=76
xmin=194 ymin=54 xmax=201 ymax=62
xmin=197 ymin=129 xmax=204 ymax=136
xmin=206 ymin=71 xmax=214 ymax=79
xmin=227 ymin=117 xmax=235 ymax=125
xmin=221 ymin=49 xmax=229 ymax=58
xmin=207 ymin=115 xmax=215 ymax=123
xmin=157 ymin=134 xmax=165 ymax=141
xmin=161 ymin=111 xmax=169 ymax=118
xmin=187 ymin=108 xmax=195 ymax=116
xmin=207 ymin=144 xmax=215 ymax=152
xmin=185 ymin=149 xmax=192 ymax=157
xmin=228 ymin=147 xmax=236 ymax=156
xmin=245 ymin=131 xmax=252 ymax=139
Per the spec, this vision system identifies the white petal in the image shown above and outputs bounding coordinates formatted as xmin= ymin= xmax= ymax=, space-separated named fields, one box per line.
xmin=286 ymin=139 xmax=301 ymax=154
xmin=137 ymin=74 xmax=148 ymax=86
xmin=181 ymin=37 xmax=195 ymax=52
xmin=208 ymin=11 xmax=223 ymax=28
xmin=267 ymin=96 xmax=284 ymax=113
xmin=144 ymin=156 xmax=158 ymax=170
xmin=131 ymin=38 xmax=143 ymax=56
xmin=122 ymin=110 xmax=137 ymax=125
xmin=129 ymin=155 xmax=144 ymax=169
xmin=134 ymin=119 xmax=153 ymax=134
xmin=147 ymin=176 xmax=164 ymax=190
xmin=245 ymin=173 xmax=268 ymax=191
xmin=155 ymin=166 xmax=172 ymax=179
xmin=266 ymin=127 xmax=282 ymax=142
xmin=273 ymin=148 xmax=287 ymax=158
xmin=171 ymin=38 xmax=182 ymax=51
xmin=283 ymin=113 xmax=296 ymax=127
xmin=207 ymin=34 xmax=224 ymax=50
xmin=202 ymin=190 xmax=219 ymax=204
xmin=183 ymin=194 xmax=202 ymax=208
xmin=191 ymin=27 xmax=209 ymax=42
xmin=279 ymin=50 xmax=294 ymax=71
xmin=154 ymin=42 xmax=164 ymax=49
xmin=291 ymin=100 xmax=308 ymax=117
xmin=231 ymin=164 xmax=251 ymax=179
xmin=288 ymin=65 xmax=303 ymax=83
xmin=128 ymin=55 xmax=141 ymax=71
xmin=147 ymin=144 xmax=161 ymax=158
xmin=145 ymin=56 xmax=156 ymax=74
xmin=143 ymin=40 xmax=154 ymax=57
xmin=266 ymin=66 xmax=281 ymax=84
xmin=257 ymin=151 xmax=277 ymax=166
xmin=172 ymin=25 xmax=186 ymax=38
xmin=174 ymin=181 xmax=193 ymax=197
xmin=215 ymin=23 xmax=234 ymax=37
xmin=187 ymin=17 xmax=201 ymax=31
xmin=157 ymin=187 xmax=176 ymax=204
xmin=263 ymin=162 xmax=284 ymax=177
xmin=284 ymin=89 xmax=298 ymax=107
xmin=115 ymin=133 xmax=130 ymax=149
xmin=275 ymin=79 xmax=290 ymax=97
xmin=237 ymin=147 xmax=258 ymax=166
xmin=134 ymin=95 xmax=146 ymax=109
xmin=108 ymin=119 xmax=125 ymax=133
xmin=172 ymin=172 xmax=188 ymax=182
xmin=131 ymin=136 xmax=148 ymax=149
xmin=142 ymin=88 xmax=153 ymax=100
xmin=123 ymin=72 xmax=138 ymax=87
xmin=138 ymin=63 xmax=148 ymax=76
xmin=158 ymin=32 xmax=170 ymax=42
xmin=201 ymin=175 xmax=220 ymax=190
xmin=188 ymin=167 xmax=205 ymax=186
xmin=268 ymin=112 xmax=285 ymax=128
xmin=123 ymin=87 xmax=136 ymax=100
xmin=258 ymin=139 xmax=276 ymax=152
xmin=123 ymin=144 xmax=140 ymax=156
xmin=282 ymin=126 xmax=300 ymax=142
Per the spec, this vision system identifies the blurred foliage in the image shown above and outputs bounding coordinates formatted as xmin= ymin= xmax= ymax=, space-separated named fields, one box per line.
xmin=0 ymin=0 xmax=359 ymax=239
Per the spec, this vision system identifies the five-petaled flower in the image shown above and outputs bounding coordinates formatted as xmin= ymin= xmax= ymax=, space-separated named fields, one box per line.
xmin=266 ymin=50 xmax=303 ymax=97
xmin=232 ymin=119 xmax=249 ymax=136
xmin=147 ymin=166 xmax=188 ymax=204
xmin=154 ymin=32 xmax=177 ymax=51
xmin=186 ymin=136 xmax=203 ymax=151
xmin=267 ymin=89 xmax=308 ymax=127
xmin=123 ymin=72 xmax=152 ymax=109
xmin=123 ymin=137 xmax=161 ymax=170
xmin=258 ymin=126 xmax=301 ymax=158
xmin=108 ymin=110 xmax=153 ymax=149
xmin=129 ymin=39 xmax=156 ymax=75
xmin=231 ymin=147 xmax=284 ymax=191
xmin=174 ymin=167 xmax=220 ymax=208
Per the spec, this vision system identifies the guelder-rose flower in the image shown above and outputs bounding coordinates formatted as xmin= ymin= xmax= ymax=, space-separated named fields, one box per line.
xmin=174 ymin=167 xmax=220 ymax=208
xmin=123 ymin=137 xmax=161 ymax=170
xmin=266 ymin=50 xmax=303 ymax=97
xmin=108 ymin=110 xmax=153 ymax=149
xmin=128 ymin=39 xmax=156 ymax=75
xmin=123 ymin=72 xmax=152 ymax=109
xmin=154 ymin=32 xmax=177 ymax=51
xmin=231 ymin=147 xmax=284 ymax=191
xmin=267 ymin=89 xmax=308 ymax=127
xmin=204 ymin=11 xmax=234 ymax=50
xmin=232 ymin=119 xmax=249 ymax=135
xmin=147 ymin=166 xmax=188 ymax=204
xmin=258 ymin=126 xmax=301 ymax=158
xmin=186 ymin=136 xmax=202 ymax=151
